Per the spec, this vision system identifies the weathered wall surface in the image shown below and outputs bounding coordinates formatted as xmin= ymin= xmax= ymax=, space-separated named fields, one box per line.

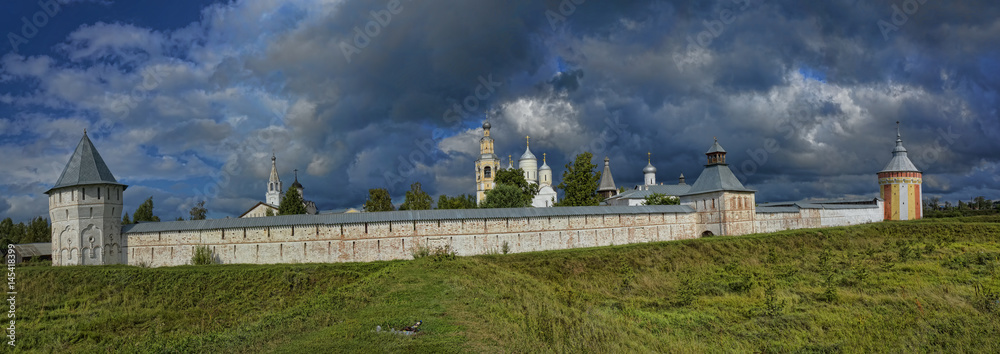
xmin=819 ymin=205 xmax=884 ymax=228
xmin=127 ymin=212 xmax=700 ymax=267
xmin=755 ymin=204 xmax=882 ymax=234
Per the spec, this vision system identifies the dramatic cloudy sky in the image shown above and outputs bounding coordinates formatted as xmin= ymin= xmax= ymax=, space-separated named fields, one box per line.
xmin=1 ymin=0 xmax=998 ymax=222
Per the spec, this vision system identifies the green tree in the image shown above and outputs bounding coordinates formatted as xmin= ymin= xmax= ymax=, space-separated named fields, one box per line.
xmin=189 ymin=200 xmax=207 ymax=220
xmin=494 ymin=168 xmax=539 ymax=206
xmin=481 ymin=184 xmax=531 ymax=208
xmin=175 ymin=217 xmax=185 ymax=221
xmin=364 ymin=188 xmax=395 ymax=212
xmin=278 ymin=186 xmax=308 ymax=215
xmin=264 ymin=208 xmax=275 ymax=217
xmin=555 ymin=152 xmax=602 ymax=206
xmin=644 ymin=193 xmax=680 ymax=206
xmin=133 ymin=197 xmax=161 ymax=223
xmin=437 ymin=194 xmax=477 ymax=209
xmin=400 ymin=182 xmax=433 ymax=210
xmin=0 ymin=218 xmax=15 ymax=249
xmin=26 ymin=217 xmax=50 ymax=243
xmin=121 ymin=212 xmax=131 ymax=225
xmin=973 ymin=196 xmax=989 ymax=210
xmin=958 ymin=200 xmax=968 ymax=211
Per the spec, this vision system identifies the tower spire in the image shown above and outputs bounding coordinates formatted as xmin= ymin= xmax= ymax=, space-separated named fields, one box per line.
xmin=647 ymin=151 xmax=651 ymax=164
xmin=896 ymin=120 xmax=901 ymax=139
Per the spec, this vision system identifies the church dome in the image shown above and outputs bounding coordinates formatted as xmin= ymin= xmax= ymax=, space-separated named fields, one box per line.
xmin=483 ymin=121 xmax=491 ymax=130
xmin=539 ymin=159 xmax=551 ymax=171
xmin=520 ymin=146 xmax=536 ymax=160
xmin=643 ymin=162 xmax=657 ymax=174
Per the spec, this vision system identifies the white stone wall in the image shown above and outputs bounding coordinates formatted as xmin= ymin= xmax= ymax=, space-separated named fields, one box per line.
xmin=819 ymin=205 xmax=883 ymax=227
xmin=755 ymin=203 xmax=883 ymax=234
xmin=49 ymin=185 xmax=125 ymax=266
xmin=125 ymin=202 xmax=885 ymax=267
xmin=126 ymin=212 xmax=699 ymax=267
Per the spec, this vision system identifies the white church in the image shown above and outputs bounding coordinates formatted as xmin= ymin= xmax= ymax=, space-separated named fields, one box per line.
xmin=474 ymin=121 xmax=558 ymax=207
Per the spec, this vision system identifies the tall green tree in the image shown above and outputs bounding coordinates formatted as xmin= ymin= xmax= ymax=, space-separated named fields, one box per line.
xmin=133 ymin=197 xmax=161 ymax=223
xmin=278 ymin=186 xmax=308 ymax=215
xmin=364 ymin=188 xmax=395 ymax=212
xmin=0 ymin=218 xmax=16 ymax=249
xmin=437 ymin=194 xmax=477 ymax=209
xmin=1 ymin=216 xmax=51 ymax=249
xmin=494 ymin=168 xmax=539 ymax=206
xmin=644 ymin=193 xmax=680 ymax=206
xmin=189 ymin=200 xmax=207 ymax=220
xmin=399 ymin=182 xmax=433 ymax=210
xmin=555 ymin=152 xmax=602 ymax=206
xmin=121 ymin=212 xmax=131 ymax=225
xmin=26 ymin=217 xmax=50 ymax=243
xmin=481 ymin=184 xmax=531 ymax=208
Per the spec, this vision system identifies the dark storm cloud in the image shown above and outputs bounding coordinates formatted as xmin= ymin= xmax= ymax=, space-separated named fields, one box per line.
xmin=2 ymin=0 xmax=1000 ymax=222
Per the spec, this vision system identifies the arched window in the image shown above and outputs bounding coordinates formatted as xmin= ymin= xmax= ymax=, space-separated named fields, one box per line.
xmin=484 ymin=166 xmax=492 ymax=178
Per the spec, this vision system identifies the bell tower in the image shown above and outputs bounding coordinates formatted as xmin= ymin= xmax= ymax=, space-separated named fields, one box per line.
xmin=475 ymin=121 xmax=501 ymax=204
xmin=46 ymin=131 xmax=128 ymax=266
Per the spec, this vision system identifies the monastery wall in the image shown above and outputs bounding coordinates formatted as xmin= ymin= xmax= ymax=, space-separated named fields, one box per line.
xmin=126 ymin=212 xmax=700 ymax=267
xmin=755 ymin=204 xmax=883 ymax=234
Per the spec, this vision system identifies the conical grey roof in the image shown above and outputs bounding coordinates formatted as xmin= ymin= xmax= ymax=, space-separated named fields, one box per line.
xmin=706 ymin=139 xmax=726 ymax=154
xmin=879 ymin=130 xmax=920 ymax=173
xmin=46 ymin=132 xmax=126 ymax=194
xmin=597 ymin=157 xmax=617 ymax=192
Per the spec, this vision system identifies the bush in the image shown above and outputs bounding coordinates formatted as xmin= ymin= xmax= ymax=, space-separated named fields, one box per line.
xmin=412 ymin=244 xmax=456 ymax=261
xmin=192 ymin=245 xmax=216 ymax=265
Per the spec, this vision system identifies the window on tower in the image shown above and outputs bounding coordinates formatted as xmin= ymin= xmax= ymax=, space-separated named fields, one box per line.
xmin=484 ymin=166 xmax=492 ymax=178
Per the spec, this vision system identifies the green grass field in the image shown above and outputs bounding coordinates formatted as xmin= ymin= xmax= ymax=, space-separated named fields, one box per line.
xmin=17 ymin=216 xmax=1000 ymax=352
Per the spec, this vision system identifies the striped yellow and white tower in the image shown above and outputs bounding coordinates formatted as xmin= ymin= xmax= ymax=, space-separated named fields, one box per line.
xmin=878 ymin=122 xmax=922 ymax=220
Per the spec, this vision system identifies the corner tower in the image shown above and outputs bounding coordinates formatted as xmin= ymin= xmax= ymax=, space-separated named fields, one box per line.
xmin=475 ymin=121 xmax=501 ymax=204
xmin=45 ymin=131 xmax=128 ymax=266
xmin=878 ymin=122 xmax=922 ymax=220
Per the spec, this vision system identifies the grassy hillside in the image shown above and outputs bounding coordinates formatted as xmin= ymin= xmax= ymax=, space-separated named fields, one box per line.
xmin=18 ymin=217 xmax=1000 ymax=352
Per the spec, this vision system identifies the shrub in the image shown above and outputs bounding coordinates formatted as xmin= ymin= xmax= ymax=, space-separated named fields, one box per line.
xmin=192 ymin=245 xmax=215 ymax=265
xmin=412 ymin=244 xmax=456 ymax=262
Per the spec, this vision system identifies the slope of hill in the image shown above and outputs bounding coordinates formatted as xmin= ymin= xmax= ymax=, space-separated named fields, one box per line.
xmin=17 ymin=216 xmax=1000 ymax=352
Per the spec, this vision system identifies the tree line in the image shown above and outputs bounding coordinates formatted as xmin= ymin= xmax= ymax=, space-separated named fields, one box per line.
xmin=924 ymin=196 xmax=999 ymax=217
